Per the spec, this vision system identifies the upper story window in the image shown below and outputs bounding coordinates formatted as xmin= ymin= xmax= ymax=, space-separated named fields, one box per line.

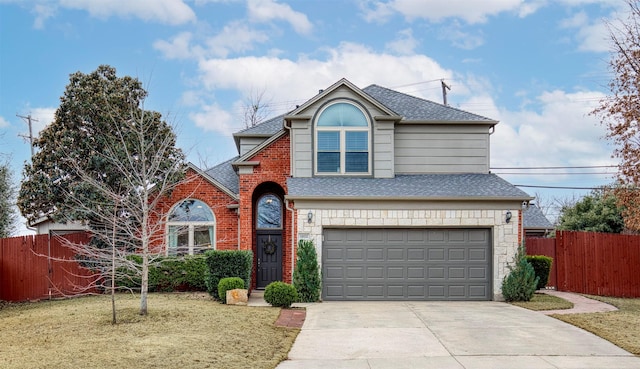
xmin=167 ymin=199 xmax=215 ymax=256
xmin=315 ymin=102 xmax=370 ymax=175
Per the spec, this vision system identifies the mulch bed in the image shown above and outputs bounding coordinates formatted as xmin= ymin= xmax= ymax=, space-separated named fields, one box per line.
xmin=275 ymin=308 xmax=306 ymax=328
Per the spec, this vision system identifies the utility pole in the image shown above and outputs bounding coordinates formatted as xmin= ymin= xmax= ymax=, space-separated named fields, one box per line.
xmin=17 ymin=113 xmax=38 ymax=159
xmin=441 ymin=79 xmax=451 ymax=106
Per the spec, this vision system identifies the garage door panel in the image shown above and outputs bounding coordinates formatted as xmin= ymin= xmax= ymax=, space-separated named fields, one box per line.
xmin=323 ymin=228 xmax=491 ymax=301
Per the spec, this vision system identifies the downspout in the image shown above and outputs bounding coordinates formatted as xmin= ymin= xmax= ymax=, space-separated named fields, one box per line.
xmin=285 ymin=199 xmax=296 ymax=282
xmin=283 ymin=118 xmax=296 ymax=281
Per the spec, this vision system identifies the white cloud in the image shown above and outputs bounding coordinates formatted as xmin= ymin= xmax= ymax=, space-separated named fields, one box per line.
xmin=491 ymin=89 xmax=614 ymax=171
xmin=559 ymin=11 xmax=610 ymax=52
xmin=385 ymin=28 xmax=419 ymax=55
xmin=32 ymin=4 xmax=57 ymax=29
xmin=0 ymin=116 xmax=9 ymax=128
xmin=25 ymin=108 xmax=57 ymax=136
xmin=154 ymin=32 xmax=201 ymax=60
xmin=189 ymin=102 xmax=234 ymax=134
xmin=438 ymin=21 xmax=485 ymax=50
xmin=363 ymin=0 xmax=528 ymax=24
xmin=197 ymin=42 xmax=452 ymax=107
xmin=247 ymin=0 xmax=312 ymax=34
xmin=205 ymin=21 xmax=270 ymax=58
xmin=59 ymin=0 xmax=196 ymax=25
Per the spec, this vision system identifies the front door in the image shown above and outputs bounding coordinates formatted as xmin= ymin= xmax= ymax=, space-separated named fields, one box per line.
xmin=256 ymin=231 xmax=282 ymax=288
xmin=255 ymin=193 xmax=283 ymax=289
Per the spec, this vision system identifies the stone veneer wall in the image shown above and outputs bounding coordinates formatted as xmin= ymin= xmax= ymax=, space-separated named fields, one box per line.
xmin=296 ymin=208 xmax=521 ymax=300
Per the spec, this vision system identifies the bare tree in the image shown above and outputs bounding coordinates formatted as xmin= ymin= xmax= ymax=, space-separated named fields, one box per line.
xmin=242 ymin=88 xmax=271 ymax=128
xmin=592 ymin=0 xmax=640 ymax=229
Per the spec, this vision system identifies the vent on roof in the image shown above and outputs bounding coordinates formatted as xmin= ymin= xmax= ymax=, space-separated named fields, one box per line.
xmin=318 ymin=89 xmax=324 ymax=94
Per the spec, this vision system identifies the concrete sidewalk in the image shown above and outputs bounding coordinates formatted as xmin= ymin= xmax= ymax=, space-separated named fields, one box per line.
xmin=276 ymin=301 xmax=639 ymax=369
xmin=540 ymin=289 xmax=619 ymax=315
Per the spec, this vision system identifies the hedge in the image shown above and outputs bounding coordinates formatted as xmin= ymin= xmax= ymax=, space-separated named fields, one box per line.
xmin=204 ymin=250 xmax=253 ymax=300
xmin=116 ymin=255 xmax=207 ymax=292
xmin=525 ymin=255 xmax=553 ymax=290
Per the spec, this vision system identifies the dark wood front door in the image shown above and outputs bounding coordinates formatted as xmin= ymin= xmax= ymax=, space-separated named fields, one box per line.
xmin=256 ymin=230 xmax=282 ymax=289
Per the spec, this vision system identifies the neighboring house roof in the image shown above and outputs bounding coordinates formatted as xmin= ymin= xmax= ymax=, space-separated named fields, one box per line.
xmin=203 ymin=157 xmax=240 ymax=195
xmin=523 ymin=204 xmax=554 ymax=230
xmin=362 ymin=84 xmax=497 ymax=123
xmin=286 ymin=174 xmax=531 ymax=200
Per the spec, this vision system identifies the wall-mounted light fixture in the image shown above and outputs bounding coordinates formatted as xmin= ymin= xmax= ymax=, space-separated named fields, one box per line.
xmin=505 ymin=211 xmax=512 ymax=224
xmin=307 ymin=211 xmax=313 ymax=223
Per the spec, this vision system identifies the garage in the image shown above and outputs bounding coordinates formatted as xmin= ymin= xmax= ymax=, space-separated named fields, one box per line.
xmin=322 ymin=228 xmax=492 ymax=301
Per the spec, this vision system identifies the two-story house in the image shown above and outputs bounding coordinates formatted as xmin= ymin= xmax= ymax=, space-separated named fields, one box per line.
xmin=159 ymin=78 xmax=532 ymax=301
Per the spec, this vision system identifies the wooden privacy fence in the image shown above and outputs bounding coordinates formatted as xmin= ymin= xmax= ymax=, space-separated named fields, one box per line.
xmin=0 ymin=233 xmax=98 ymax=302
xmin=526 ymin=231 xmax=640 ymax=298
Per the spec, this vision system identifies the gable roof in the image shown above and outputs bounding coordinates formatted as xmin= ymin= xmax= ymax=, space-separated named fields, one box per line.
xmin=287 ymin=174 xmax=531 ymax=201
xmin=523 ymin=204 xmax=554 ymax=230
xmin=362 ymin=84 xmax=497 ymax=123
xmin=199 ymin=159 xmax=239 ymax=196
xmin=232 ymin=114 xmax=286 ymax=150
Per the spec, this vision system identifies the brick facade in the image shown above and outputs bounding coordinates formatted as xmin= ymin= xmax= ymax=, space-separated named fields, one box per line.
xmin=155 ymin=168 xmax=239 ymax=252
xmin=238 ymin=134 xmax=294 ymax=289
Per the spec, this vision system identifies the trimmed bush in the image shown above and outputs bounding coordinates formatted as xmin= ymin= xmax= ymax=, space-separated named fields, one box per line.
xmin=526 ymin=255 xmax=553 ymax=290
xmin=204 ymin=250 xmax=253 ymax=300
xmin=115 ymin=255 xmax=207 ymax=292
xmin=293 ymin=239 xmax=321 ymax=302
xmin=218 ymin=277 xmax=246 ymax=304
xmin=502 ymin=246 xmax=539 ymax=302
xmin=264 ymin=282 xmax=298 ymax=308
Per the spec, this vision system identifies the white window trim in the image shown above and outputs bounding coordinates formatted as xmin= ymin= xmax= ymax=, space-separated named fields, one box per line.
xmin=166 ymin=221 xmax=216 ymax=256
xmin=314 ymin=102 xmax=371 ymax=176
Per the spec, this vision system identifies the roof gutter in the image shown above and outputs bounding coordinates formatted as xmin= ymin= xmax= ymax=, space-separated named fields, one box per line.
xmin=284 ymin=195 xmax=535 ymax=202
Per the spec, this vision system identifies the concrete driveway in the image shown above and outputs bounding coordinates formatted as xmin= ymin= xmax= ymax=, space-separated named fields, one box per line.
xmin=276 ymin=301 xmax=640 ymax=369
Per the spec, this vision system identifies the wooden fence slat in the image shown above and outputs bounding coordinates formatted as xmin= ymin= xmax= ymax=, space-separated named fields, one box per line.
xmin=0 ymin=233 xmax=97 ymax=302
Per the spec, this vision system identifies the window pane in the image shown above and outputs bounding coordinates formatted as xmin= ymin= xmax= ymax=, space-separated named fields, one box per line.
xmin=346 ymin=152 xmax=369 ymax=172
xmin=257 ymin=194 xmax=282 ymax=229
xmin=317 ymin=103 xmax=367 ymax=127
xmin=318 ymin=152 xmax=340 ymax=173
xmin=169 ymin=199 xmax=214 ymax=222
xmin=168 ymin=225 xmax=189 ymax=256
xmin=346 ymin=131 xmax=368 ymax=151
xmin=193 ymin=225 xmax=214 ymax=254
xmin=317 ymin=131 xmax=339 ymax=151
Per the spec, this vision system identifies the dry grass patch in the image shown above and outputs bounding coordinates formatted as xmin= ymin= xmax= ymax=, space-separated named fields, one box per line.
xmin=551 ymin=296 xmax=640 ymax=356
xmin=510 ymin=292 xmax=574 ymax=311
xmin=0 ymin=293 xmax=299 ymax=369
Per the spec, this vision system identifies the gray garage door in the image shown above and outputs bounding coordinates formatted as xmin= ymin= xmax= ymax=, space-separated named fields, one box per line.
xmin=322 ymin=228 xmax=491 ymax=301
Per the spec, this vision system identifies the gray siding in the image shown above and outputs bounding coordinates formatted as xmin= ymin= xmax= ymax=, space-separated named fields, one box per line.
xmin=239 ymin=137 xmax=268 ymax=156
xmin=394 ymin=125 xmax=489 ymax=174
xmin=292 ymin=120 xmax=312 ymax=177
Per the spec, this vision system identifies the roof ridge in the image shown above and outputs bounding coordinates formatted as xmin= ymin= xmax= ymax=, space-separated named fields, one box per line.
xmin=363 ymin=84 xmax=496 ymax=122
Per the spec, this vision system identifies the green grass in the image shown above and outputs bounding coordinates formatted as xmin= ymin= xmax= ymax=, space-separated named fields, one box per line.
xmin=509 ymin=292 xmax=574 ymax=311
xmin=0 ymin=293 xmax=299 ymax=369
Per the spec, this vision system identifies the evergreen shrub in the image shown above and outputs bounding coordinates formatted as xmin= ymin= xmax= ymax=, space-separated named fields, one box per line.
xmin=115 ymin=255 xmax=207 ymax=292
xmin=264 ymin=282 xmax=298 ymax=308
xmin=218 ymin=277 xmax=246 ymax=304
xmin=204 ymin=250 xmax=253 ymax=300
xmin=525 ymin=255 xmax=553 ymax=290
xmin=292 ymin=239 xmax=321 ymax=302
xmin=502 ymin=246 xmax=539 ymax=302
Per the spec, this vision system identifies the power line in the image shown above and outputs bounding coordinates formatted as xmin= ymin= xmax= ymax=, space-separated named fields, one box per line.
xmin=514 ymin=184 xmax=606 ymax=190
xmin=491 ymin=165 xmax=617 ymax=170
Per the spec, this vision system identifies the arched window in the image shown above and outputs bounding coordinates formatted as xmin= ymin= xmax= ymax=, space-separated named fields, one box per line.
xmin=315 ymin=102 xmax=370 ymax=174
xmin=256 ymin=194 xmax=282 ymax=229
xmin=167 ymin=199 xmax=215 ymax=256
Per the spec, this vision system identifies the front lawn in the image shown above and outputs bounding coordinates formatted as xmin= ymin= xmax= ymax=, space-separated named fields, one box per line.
xmin=510 ymin=292 xmax=574 ymax=311
xmin=0 ymin=293 xmax=299 ymax=369
xmin=551 ymin=296 xmax=640 ymax=356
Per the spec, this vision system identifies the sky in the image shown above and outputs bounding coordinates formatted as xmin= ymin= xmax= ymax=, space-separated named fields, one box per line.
xmin=0 ymin=0 xmax=631 ymax=233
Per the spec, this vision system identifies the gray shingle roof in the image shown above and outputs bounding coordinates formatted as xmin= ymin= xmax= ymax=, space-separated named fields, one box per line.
xmin=234 ymin=114 xmax=285 ymax=136
xmin=205 ymin=156 xmax=239 ymax=194
xmin=362 ymin=84 xmax=496 ymax=122
xmin=287 ymin=174 xmax=530 ymax=200
xmin=523 ymin=204 xmax=554 ymax=229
